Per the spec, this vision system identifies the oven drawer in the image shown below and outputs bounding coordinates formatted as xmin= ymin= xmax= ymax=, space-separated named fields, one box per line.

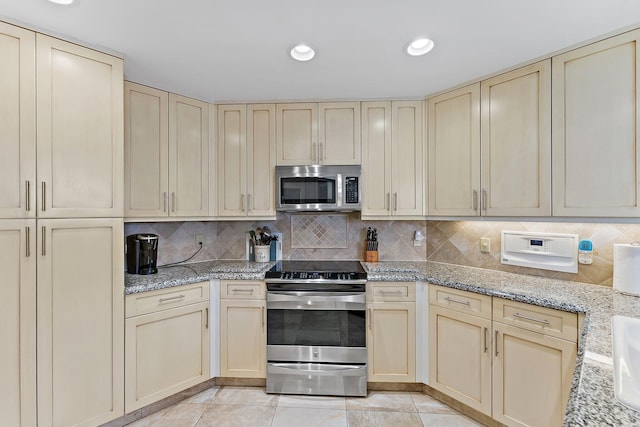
xmin=266 ymin=362 xmax=367 ymax=397
xmin=221 ymin=280 xmax=265 ymax=299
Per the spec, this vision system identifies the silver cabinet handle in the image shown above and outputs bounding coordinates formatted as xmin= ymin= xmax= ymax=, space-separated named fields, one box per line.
xmin=248 ymin=194 xmax=252 ymax=212
xmin=163 ymin=192 xmax=167 ymax=212
xmin=380 ymin=290 xmax=402 ymax=295
xmin=41 ymin=226 xmax=46 ymax=256
xmin=495 ymin=330 xmax=499 ymax=357
xmin=472 ymin=189 xmax=478 ymax=211
xmin=481 ymin=189 xmax=487 ymax=211
xmin=241 ymin=193 xmax=245 ymax=211
xmin=171 ymin=192 xmax=176 ymax=212
xmin=25 ymin=227 xmax=30 ymax=258
xmin=368 ymin=309 xmax=372 ymax=330
xmin=26 ymin=180 xmax=31 ymax=212
xmin=319 ymin=141 xmax=323 ymax=163
xmin=387 ymin=193 xmax=390 ymax=211
xmin=444 ymin=296 xmax=471 ymax=307
xmin=262 ymin=306 xmax=265 ymax=328
xmin=483 ymin=327 xmax=488 ymax=353
xmin=513 ymin=312 xmax=550 ymax=325
xmin=232 ymin=288 xmax=254 ymax=295
xmin=41 ymin=182 xmax=46 ymax=212
xmin=312 ymin=141 xmax=317 ymax=164
xmin=394 ymin=192 xmax=398 ymax=211
xmin=205 ymin=308 xmax=209 ymax=329
xmin=158 ymin=294 xmax=185 ymax=304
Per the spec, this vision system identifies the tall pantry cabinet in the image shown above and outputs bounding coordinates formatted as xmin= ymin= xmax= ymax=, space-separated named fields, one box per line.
xmin=0 ymin=21 xmax=124 ymax=427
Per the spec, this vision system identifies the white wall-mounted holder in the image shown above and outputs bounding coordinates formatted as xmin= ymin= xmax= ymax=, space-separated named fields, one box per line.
xmin=501 ymin=230 xmax=579 ymax=273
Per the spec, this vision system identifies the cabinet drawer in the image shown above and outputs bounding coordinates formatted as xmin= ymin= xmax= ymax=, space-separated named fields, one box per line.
xmin=493 ymin=298 xmax=578 ymax=342
xmin=367 ymin=282 xmax=415 ymax=302
xmin=429 ymin=285 xmax=492 ymax=320
xmin=126 ymin=281 xmax=210 ymax=317
xmin=220 ymin=280 xmax=265 ymax=299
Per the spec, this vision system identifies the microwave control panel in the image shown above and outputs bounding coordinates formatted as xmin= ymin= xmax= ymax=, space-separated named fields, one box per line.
xmin=345 ymin=177 xmax=359 ymax=204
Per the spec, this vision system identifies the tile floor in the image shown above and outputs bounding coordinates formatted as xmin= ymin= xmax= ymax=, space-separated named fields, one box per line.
xmin=125 ymin=386 xmax=484 ymax=427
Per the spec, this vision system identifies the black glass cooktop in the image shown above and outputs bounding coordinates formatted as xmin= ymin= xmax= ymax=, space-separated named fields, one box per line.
xmin=265 ymin=260 xmax=366 ymax=281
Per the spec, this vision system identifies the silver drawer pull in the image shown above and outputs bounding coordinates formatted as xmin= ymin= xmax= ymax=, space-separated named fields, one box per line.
xmin=444 ymin=297 xmax=471 ymax=307
xmin=233 ymin=288 xmax=255 ymax=294
xmin=158 ymin=294 xmax=185 ymax=304
xmin=380 ymin=290 xmax=402 ymax=295
xmin=513 ymin=312 xmax=550 ymax=325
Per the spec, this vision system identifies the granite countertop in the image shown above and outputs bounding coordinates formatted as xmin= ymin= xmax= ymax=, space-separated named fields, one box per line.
xmin=124 ymin=259 xmax=640 ymax=425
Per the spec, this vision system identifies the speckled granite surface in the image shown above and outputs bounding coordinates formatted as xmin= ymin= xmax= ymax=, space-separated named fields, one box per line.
xmin=125 ymin=259 xmax=640 ymax=425
xmin=124 ymin=260 xmax=275 ymax=295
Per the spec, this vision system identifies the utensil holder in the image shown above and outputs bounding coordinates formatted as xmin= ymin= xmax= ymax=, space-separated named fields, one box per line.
xmin=255 ymin=245 xmax=270 ymax=262
xmin=365 ymin=250 xmax=379 ymax=263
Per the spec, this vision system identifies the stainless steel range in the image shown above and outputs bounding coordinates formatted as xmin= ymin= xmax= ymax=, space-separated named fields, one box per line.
xmin=265 ymin=260 xmax=367 ymax=397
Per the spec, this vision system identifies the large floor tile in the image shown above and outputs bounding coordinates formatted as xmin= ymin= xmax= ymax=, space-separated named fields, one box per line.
xmin=126 ymin=403 xmax=207 ymax=427
xmin=195 ymin=404 xmax=276 ymax=427
xmin=277 ymin=394 xmax=346 ymax=410
xmin=347 ymin=410 xmax=423 ymax=427
xmin=212 ymin=386 xmax=279 ymax=406
xmin=346 ymin=391 xmax=416 ymax=412
xmin=271 ymin=407 xmax=347 ymax=427
xmin=183 ymin=387 xmax=220 ymax=404
xmin=419 ymin=413 xmax=484 ymax=426
xmin=410 ymin=393 xmax=458 ymax=414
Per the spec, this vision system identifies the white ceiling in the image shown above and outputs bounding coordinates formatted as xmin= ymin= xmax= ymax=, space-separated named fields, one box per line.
xmin=2 ymin=0 xmax=640 ymax=102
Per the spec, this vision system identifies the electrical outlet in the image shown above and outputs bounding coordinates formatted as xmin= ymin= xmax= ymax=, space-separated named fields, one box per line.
xmin=195 ymin=234 xmax=204 ymax=245
xmin=480 ymin=237 xmax=491 ymax=253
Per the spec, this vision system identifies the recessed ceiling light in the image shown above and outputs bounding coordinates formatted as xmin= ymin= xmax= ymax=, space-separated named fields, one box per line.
xmin=289 ymin=44 xmax=316 ymax=62
xmin=406 ymin=38 xmax=435 ymax=56
xmin=48 ymin=0 xmax=74 ymax=4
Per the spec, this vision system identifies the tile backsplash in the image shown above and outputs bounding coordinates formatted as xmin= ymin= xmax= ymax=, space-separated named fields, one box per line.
xmin=125 ymin=216 xmax=640 ymax=287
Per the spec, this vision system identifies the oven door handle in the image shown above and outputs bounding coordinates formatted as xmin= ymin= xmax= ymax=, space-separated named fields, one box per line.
xmin=267 ymin=291 xmax=365 ymax=300
xmin=267 ymin=291 xmax=366 ymax=310
xmin=268 ymin=363 xmax=366 ymax=376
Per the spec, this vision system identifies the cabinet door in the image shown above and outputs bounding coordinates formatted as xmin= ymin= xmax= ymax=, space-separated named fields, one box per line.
xmin=124 ymin=82 xmax=169 ymax=217
xmin=361 ymin=102 xmax=392 ymax=216
xmin=37 ymin=218 xmax=124 ymax=427
xmin=392 ymin=101 xmax=424 ymax=216
xmin=319 ymin=102 xmax=361 ymax=165
xmin=0 ymin=220 xmax=36 ymax=427
xmin=220 ymin=299 xmax=266 ymax=378
xmin=367 ymin=302 xmax=416 ymax=382
xmin=481 ymin=60 xmax=551 ymax=216
xmin=552 ymin=29 xmax=640 ymax=217
xmin=276 ymin=103 xmax=318 ymax=165
xmin=36 ymin=34 xmax=123 ymax=218
xmin=428 ymin=84 xmax=481 ymax=216
xmin=247 ymin=104 xmax=276 ymax=216
xmin=0 ymin=23 xmax=36 ymax=219
xmin=493 ymin=322 xmax=577 ymax=427
xmin=217 ymin=104 xmax=247 ymax=217
xmin=125 ymin=302 xmax=210 ymax=412
xmin=169 ymin=93 xmax=209 ymax=217
xmin=429 ymin=306 xmax=491 ymax=416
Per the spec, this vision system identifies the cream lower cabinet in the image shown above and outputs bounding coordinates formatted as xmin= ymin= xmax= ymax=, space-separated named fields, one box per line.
xmin=217 ymin=104 xmax=276 ymax=217
xmin=37 ymin=218 xmax=124 ymax=427
xmin=125 ymin=282 xmax=210 ymax=412
xmin=361 ymin=101 xmax=424 ymax=218
xmin=367 ymin=282 xmax=416 ymax=382
xmin=429 ymin=285 xmax=578 ymax=427
xmin=0 ymin=220 xmax=36 ymax=427
xmin=219 ymin=280 xmax=266 ymax=378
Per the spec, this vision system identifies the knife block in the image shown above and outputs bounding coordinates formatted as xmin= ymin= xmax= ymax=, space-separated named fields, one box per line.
xmin=365 ymin=250 xmax=379 ymax=263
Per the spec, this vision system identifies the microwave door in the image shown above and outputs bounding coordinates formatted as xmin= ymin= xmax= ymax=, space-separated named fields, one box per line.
xmin=281 ymin=177 xmax=336 ymax=206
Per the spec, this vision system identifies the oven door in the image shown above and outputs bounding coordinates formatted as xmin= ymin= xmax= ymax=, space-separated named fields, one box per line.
xmin=266 ymin=291 xmax=367 ymax=364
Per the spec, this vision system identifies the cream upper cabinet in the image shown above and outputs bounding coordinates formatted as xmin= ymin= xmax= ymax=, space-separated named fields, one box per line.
xmin=125 ymin=282 xmax=210 ymax=412
xmin=0 ymin=23 xmax=36 ymax=219
xmin=169 ymin=93 xmax=209 ymax=217
xmin=217 ymin=104 xmax=276 ymax=217
xmin=366 ymin=282 xmax=416 ymax=383
xmin=37 ymin=218 xmax=124 ymax=427
xmin=219 ymin=280 xmax=266 ymax=378
xmin=125 ymin=83 xmax=209 ymax=218
xmin=428 ymin=83 xmax=481 ymax=216
xmin=0 ymin=220 xmax=36 ymax=427
xmin=481 ymin=60 xmax=551 ymax=216
xmin=276 ymin=102 xmax=361 ymax=165
xmin=36 ymin=34 xmax=123 ymax=218
xmin=362 ymin=101 xmax=424 ymax=218
xmin=124 ymin=82 xmax=169 ymax=217
xmin=552 ymin=29 xmax=640 ymax=217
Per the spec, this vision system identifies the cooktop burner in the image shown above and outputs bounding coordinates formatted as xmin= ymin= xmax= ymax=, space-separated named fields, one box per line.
xmin=265 ymin=260 xmax=367 ymax=282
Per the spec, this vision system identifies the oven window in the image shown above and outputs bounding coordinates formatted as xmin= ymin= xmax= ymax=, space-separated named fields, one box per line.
xmin=281 ymin=177 xmax=336 ymax=204
xmin=267 ymin=309 xmax=366 ymax=347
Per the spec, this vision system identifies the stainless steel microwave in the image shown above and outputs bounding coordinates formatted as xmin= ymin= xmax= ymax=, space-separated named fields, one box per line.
xmin=275 ymin=165 xmax=361 ymax=212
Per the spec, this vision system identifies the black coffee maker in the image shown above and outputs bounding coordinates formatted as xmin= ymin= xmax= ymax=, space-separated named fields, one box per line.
xmin=126 ymin=234 xmax=159 ymax=274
